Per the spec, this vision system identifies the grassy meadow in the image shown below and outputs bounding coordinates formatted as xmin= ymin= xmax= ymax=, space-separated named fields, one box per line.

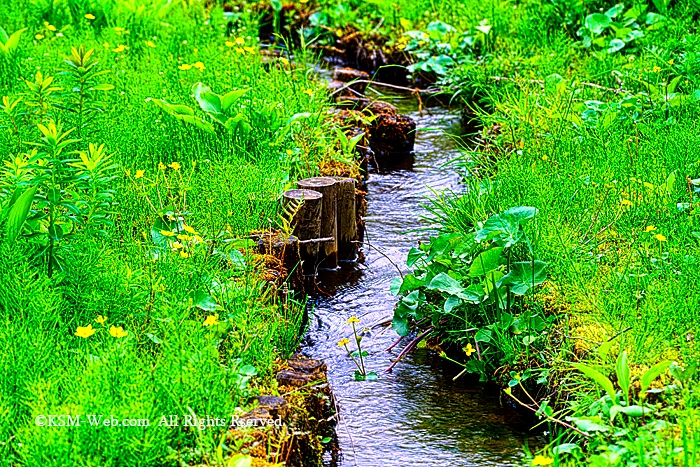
xmin=0 ymin=1 xmax=350 ymax=465
xmin=2 ymin=0 xmax=700 ymax=466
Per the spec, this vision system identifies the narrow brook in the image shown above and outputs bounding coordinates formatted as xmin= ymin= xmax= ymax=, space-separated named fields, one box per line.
xmin=302 ymin=93 xmax=538 ymax=467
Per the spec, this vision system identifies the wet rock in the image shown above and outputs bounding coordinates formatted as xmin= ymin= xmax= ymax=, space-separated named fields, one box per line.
xmin=369 ymin=112 xmax=416 ymax=156
xmin=276 ymin=369 xmax=320 ymax=388
xmin=288 ymin=358 xmax=327 ymax=374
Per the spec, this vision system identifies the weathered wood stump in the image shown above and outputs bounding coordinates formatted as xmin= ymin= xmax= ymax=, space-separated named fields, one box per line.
xmin=283 ymin=189 xmax=322 ymax=271
xmin=331 ymin=176 xmax=357 ymax=261
xmin=297 ymin=177 xmax=338 ymax=269
xmin=252 ymin=395 xmax=288 ymax=420
xmin=254 ymin=232 xmax=303 ymax=293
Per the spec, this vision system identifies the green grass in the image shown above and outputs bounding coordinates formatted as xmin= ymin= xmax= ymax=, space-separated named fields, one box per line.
xmin=0 ymin=1 xmax=347 ymax=465
xmin=314 ymin=0 xmax=700 ymax=464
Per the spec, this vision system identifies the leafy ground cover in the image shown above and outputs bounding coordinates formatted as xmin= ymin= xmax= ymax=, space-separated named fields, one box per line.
xmin=325 ymin=0 xmax=700 ymax=465
xmin=0 ymin=2 xmax=356 ymax=465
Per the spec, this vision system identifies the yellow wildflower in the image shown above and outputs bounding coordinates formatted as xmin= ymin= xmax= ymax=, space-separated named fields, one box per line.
xmin=159 ymin=230 xmax=175 ymax=237
xmin=532 ymin=455 xmax=554 ymax=466
xmin=113 ymin=44 xmax=126 ymax=53
xmin=168 ymin=161 xmax=181 ymax=170
xmin=303 ymin=88 xmax=313 ymax=96
xmin=95 ymin=315 xmax=107 ymax=324
xmin=193 ymin=61 xmax=205 ymax=71
xmin=193 ymin=235 xmax=204 ymax=243
xmin=183 ymin=225 xmax=196 ymax=234
xmin=286 ymin=149 xmax=294 ymax=156
xmin=103 ymin=42 xmax=110 ymax=48
xmin=463 ymin=343 xmax=476 ymax=357
xmin=235 ymin=47 xmax=245 ymax=54
xmin=337 ymin=338 xmax=350 ymax=347
xmin=244 ymin=46 xmax=256 ymax=54
xmin=114 ymin=27 xmax=124 ymax=32
xmin=235 ymin=37 xmax=245 ymax=45
xmin=620 ymin=199 xmax=633 ymax=206
xmin=176 ymin=234 xmax=191 ymax=242
xmin=75 ymin=324 xmax=96 ymax=338
xmin=644 ymin=225 xmax=656 ymax=233
xmin=158 ymin=162 xmax=166 ymax=170
xmin=109 ymin=325 xmax=128 ymax=338
xmin=655 ymin=233 xmax=667 ymax=242
xmin=541 ymin=155 xmax=548 ymax=160
xmin=179 ymin=251 xmax=189 ymax=258
xmin=145 ymin=41 xmax=156 ymax=48
xmin=346 ymin=316 xmax=360 ymax=324
xmin=172 ymin=241 xmax=183 ymax=250
xmin=45 ymin=23 xmax=57 ymax=32
xmin=85 ymin=13 xmax=95 ymax=20
xmin=225 ymin=41 xmax=235 ymax=47
xmin=178 ymin=63 xmax=193 ymax=71
xmin=203 ymin=314 xmax=220 ymax=327
xmin=134 ymin=169 xmax=145 ymax=179
xmin=653 ymin=65 xmax=661 ymax=73
xmin=35 ymin=34 xmax=44 ymax=40
xmin=668 ymin=59 xmax=674 ymax=65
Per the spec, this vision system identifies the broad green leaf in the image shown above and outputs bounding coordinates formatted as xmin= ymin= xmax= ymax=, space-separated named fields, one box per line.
xmin=640 ymin=360 xmax=672 ymax=395
xmin=427 ymin=272 xmax=463 ymax=295
xmin=190 ymin=290 xmax=219 ymax=311
xmin=553 ymin=443 xmax=581 ymax=455
xmin=221 ymin=89 xmax=249 ymax=111
xmin=0 ymin=27 xmax=27 ymax=55
xmin=585 ymin=13 xmax=611 ymax=35
xmin=475 ymin=206 xmax=538 ymax=247
xmin=598 ymin=340 xmax=614 ymax=360
xmin=192 ymin=82 xmax=222 ymax=113
xmin=397 ymin=273 xmax=424 ymax=294
xmin=392 ymin=315 xmax=410 ymax=336
xmin=390 ymin=277 xmax=402 ymax=296
xmin=406 ymin=246 xmax=424 ymax=267
xmin=227 ymin=250 xmax=246 ymax=271
xmin=616 ymin=351 xmax=631 ymax=399
xmin=499 ymin=260 xmax=547 ymax=295
xmin=469 ymin=247 xmax=503 ymax=277
xmin=91 ymin=83 xmax=115 ymax=91
xmin=444 ymin=295 xmax=461 ymax=312
xmin=475 ymin=328 xmax=492 ymax=343
xmin=610 ymin=405 xmax=650 ymax=422
xmin=572 ymin=362 xmax=617 ymax=403
xmin=566 ymin=416 xmax=609 ymax=433
xmin=5 ymin=185 xmax=38 ymax=243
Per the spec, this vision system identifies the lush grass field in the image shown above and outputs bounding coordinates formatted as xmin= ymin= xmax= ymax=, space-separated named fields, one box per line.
xmin=0 ymin=1 xmax=350 ymax=465
xmin=343 ymin=0 xmax=700 ymax=464
xmin=3 ymin=0 xmax=700 ymax=466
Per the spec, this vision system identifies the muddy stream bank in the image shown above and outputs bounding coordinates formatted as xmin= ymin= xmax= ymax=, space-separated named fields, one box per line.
xmin=301 ymin=92 xmax=539 ymax=466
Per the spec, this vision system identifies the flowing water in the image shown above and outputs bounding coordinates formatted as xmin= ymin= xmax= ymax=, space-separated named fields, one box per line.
xmin=302 ymin=93 xmax=538 ymax=467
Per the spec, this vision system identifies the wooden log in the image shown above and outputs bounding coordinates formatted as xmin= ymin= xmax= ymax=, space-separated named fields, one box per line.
xmin=296 ymin=177 xmax=338 ymax=269
xmin=282 ymin=189 xmax=322 ymax=270
xmin=331 ymin=176 xmax=357 ymax=261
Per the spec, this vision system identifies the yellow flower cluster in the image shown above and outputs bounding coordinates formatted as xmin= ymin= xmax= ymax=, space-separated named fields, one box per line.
xmin=75 ymin=316 xmax=128 ymax=339
xmin=178 ymin=62 xmax=205 ymax=71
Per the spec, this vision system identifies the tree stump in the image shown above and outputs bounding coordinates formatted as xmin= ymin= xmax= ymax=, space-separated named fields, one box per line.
xmin=282 ymin=189 xmax=322 ymax=271
xmin=331 ymin=176 xmax=357 ymax=261
xmin=297 ymin=177 xmax=338 ymax=269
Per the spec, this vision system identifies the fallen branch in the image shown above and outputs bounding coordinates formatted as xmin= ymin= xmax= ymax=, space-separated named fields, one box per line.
xmin=384 ymin=326 xmax=434 ymax=373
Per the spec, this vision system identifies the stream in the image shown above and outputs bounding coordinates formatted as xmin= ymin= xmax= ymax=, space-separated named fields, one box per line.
xmin=302 ymin=93 xmax=539 ymax=466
